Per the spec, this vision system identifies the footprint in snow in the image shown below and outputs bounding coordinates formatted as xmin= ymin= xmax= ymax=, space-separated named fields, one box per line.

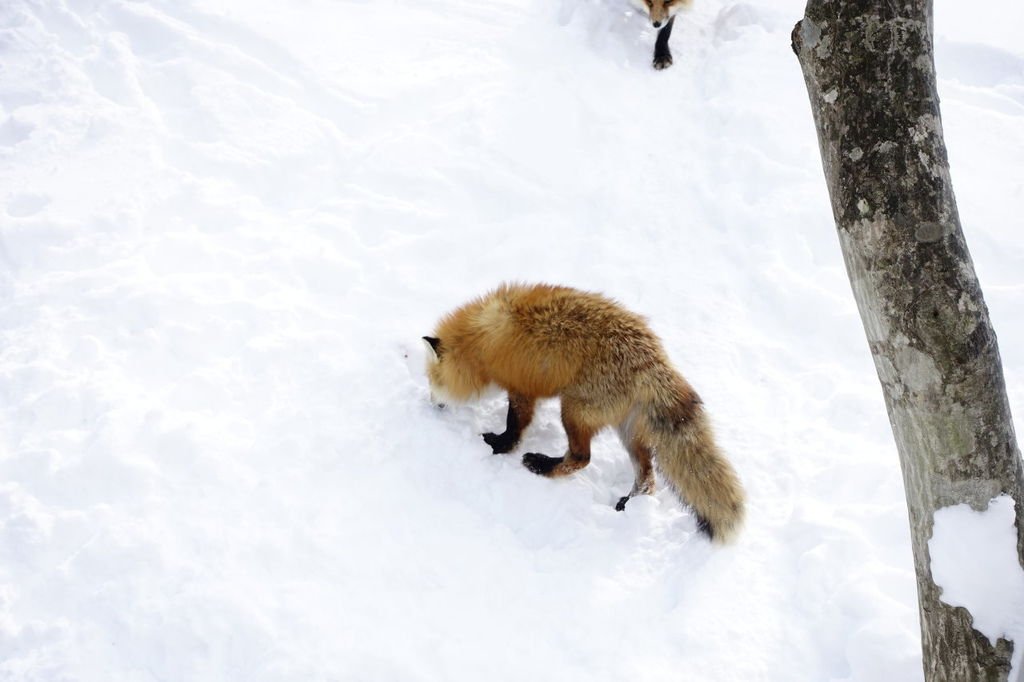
xmin=6 ymin=193 xmax=52 ymax=218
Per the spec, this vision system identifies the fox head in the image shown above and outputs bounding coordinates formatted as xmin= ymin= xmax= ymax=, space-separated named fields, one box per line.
xmin=634 ymin=0 xmax=689 ymax=28
xmin=422 ymin=335 xmax=486 ymax=406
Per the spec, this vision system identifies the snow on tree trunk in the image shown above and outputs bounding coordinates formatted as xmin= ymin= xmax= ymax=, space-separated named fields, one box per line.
xmin=791 ymin=1 xmax=1024 ymax=679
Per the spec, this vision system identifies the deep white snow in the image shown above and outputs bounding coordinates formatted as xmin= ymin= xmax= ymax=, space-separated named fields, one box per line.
xmin=0 ymin=0 xmax=1021 ymax=680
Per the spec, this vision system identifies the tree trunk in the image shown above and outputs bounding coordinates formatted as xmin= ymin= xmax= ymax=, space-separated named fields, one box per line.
xmin=791 ymin=1 xmax=1024 ymax=679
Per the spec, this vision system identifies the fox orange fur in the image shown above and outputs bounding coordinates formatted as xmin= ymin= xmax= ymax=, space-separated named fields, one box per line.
xmin=423 ymin=283 xmax=744 ymax=543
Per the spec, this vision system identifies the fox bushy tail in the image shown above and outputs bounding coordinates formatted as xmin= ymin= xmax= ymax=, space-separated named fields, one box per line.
xmin=640 ymin=372 xmax=745 ymax=544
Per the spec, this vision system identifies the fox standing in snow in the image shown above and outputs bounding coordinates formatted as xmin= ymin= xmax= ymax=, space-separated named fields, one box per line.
xmin=635 ymin=0 xmax=693 ymax=70
xmin=423 ymin=283 xmax=744 ymax=543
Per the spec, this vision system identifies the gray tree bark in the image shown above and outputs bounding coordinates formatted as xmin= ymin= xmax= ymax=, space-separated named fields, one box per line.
xmin=791 ymin=1 xmax=1024 ymax=680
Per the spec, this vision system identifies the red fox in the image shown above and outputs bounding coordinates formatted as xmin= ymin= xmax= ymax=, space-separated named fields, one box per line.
xmin=423 ymin=283 xmax=744 ymax=543
xmin=634 ymin=0 xmax=693 ymax=69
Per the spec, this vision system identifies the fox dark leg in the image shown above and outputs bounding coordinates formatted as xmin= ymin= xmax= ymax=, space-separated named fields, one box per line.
xmin=483 ymin=392 xmax=536 ymax=454
xmin=523 ymin=401 xmax=594 ymax=477
xmin=614 ymin=437 xmax=656 ymax=511
xmin=653 ymin=15 xmax=675 ymax=70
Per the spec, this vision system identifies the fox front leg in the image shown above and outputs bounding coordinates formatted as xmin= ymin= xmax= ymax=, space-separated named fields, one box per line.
xmin=483 ymin=392 xmax=536 ymax=454
xmin=653 ymin=15 xmax=675 ymax=70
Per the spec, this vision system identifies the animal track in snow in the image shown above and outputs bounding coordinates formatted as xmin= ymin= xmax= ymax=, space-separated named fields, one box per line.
xmin=5 ymin=192 xmax=51 ymax=217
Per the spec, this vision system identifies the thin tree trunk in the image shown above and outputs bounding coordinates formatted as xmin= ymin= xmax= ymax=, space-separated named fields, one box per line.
xmin=791 ymin=1 xmax=1024 ymax=679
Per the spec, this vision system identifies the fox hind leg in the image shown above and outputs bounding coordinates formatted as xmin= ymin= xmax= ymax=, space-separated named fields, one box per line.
xmin=483 ymin=392 xmax=536 ymax=454
xmin=614 ymin=426 xmax=656 ymax=511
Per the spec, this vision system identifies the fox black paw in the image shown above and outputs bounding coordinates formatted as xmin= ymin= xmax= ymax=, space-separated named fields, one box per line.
xmin=522 ymin=453 xmax=563 ymax=476
xmin=615 ymin=496 xmax=630 ymax=511
xmin=653 ymin=53 xmax=673 ymax=70
xmin=483 ymin=432 xmax=515 ymax=454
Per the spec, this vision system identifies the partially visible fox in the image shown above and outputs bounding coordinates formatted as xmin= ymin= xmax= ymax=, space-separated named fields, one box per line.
xmin=634 ymin=0 xmax=693 ymax=70
xmin=423 ymin=283 xmax=744 ymax=543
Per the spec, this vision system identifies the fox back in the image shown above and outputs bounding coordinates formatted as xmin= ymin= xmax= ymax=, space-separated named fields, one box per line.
xmin=424 ymin=283 xmax=666 ymax=403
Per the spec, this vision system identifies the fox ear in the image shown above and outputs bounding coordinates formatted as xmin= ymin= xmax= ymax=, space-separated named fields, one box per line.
xmin=422 ymin=336 xmax=442 ymax=358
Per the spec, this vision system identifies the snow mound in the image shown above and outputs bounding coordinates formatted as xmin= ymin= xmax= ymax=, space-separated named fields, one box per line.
xmin=930 ymin=495 xmax=1024 ymax=679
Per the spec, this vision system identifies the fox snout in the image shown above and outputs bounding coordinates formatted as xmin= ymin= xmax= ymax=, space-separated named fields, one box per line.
xmin=637 ymin=0 xmax=688 ymax=29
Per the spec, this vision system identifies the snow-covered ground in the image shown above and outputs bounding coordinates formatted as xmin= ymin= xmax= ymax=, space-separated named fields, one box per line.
xmin=1 ymin=0 xmax=1021 ymax=679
